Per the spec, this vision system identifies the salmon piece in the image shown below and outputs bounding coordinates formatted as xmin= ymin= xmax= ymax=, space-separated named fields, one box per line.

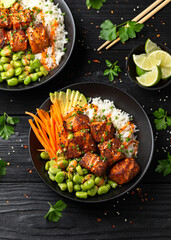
xmin=7 ymin=29 xmax=27 ymax=52
xmin=0 ymin=9 xmax=11 ymax=28
xmin=64 ymin=114 xmax=90 ymax=132
xmin=65 ymin=142 xmax=82 ymax=159
xmin=90 ymin=121 xmax=115 ymax=142
xmin=11 ymin=9 xmax=32 ymax=30
xmin=108 ymin=158 xmax=140 ymax=185
xmin=27 ymin=23 xmax=49 ymax=54
xmin=98 ymin=138 xmax=125 ymax=166
xmin=0 ymin=29 xmax=8 ymax=48
xmin=10 ymin=2 xmax=23 ymax=11
xmin=80 ymin=152 xmax=108 ymax=176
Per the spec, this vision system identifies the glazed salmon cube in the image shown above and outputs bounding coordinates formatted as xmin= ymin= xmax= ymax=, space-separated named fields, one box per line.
xmin=7 ymin=29 xmax=27 ymax=52
xmin=64 ymin=114 xmax=90 ymax=132
xmin=90 ymin=121 xmax=115 ymax=142
xmin=0 ymin=9 xmax=11 ymax=28
xmin=11 ymin=10 xmax=32 ymax=30
xmin=0 ymin=29 xmax=8 ymax=48
xmin=27 ymin=23 xmax=49 ymax=54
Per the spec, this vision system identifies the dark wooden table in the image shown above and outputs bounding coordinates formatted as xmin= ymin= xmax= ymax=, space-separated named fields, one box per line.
xmin=0 ymin=1 xmax=171 ymax=239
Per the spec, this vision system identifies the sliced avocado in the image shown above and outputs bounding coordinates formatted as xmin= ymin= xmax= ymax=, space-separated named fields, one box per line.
xmin=58 ymin=91 xmax=66 ymax=115
xmin=72 ymin=90 xmax=81 ymax=107
xmin=79 ymin=93 xmax=87 ymax=107
xmin=68 ymin=90 xmax=75 ymax=110
xmin=64 ymin=89 xmax=72 ymax=115
xmin=1 ymin=0 xmax=16 ymax=8
xmin=50 ymin=92 xmax=59 ymax=104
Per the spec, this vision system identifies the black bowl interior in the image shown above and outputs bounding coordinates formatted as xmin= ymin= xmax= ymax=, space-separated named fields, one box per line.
xmin=126 ymin=43 xmax=171 ymax=90
xmin=0 ymin=0 xmax=75 ymax=91
xmin=29 ymin=83 xmax=154 ymax=202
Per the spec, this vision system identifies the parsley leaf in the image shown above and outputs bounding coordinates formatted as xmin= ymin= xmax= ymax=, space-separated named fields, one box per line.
xmin=0 ymin=113 xmax=20 ymax=140
xmin=44 ymin=200 xmax=67 ymax=222
xmin=0 ymin=159 xmax=7 ymax=178
xmin=86 ymin=0 xmax=106 ymax=10
xmin=100 ymin=20 xmax=144 ymax=43
xmin=153 ymin=108 xmax=171 ymax=130
xmin=103 ymin=60 xmax=121 ymax=82
xmin=155 ymin=153 xmax=171 ymax=176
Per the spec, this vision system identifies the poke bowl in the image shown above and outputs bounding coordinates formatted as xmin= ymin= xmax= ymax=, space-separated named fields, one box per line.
xmin=0 ymin=0 xmax=75 ymax=91
xmin=28 ymin=83 xmax=154 ymax=202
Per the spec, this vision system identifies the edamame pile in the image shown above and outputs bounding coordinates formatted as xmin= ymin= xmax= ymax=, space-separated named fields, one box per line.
xmin=0 ymin=45 xmax=49 ymax=86
xmin=41 ymin=152 xmax=118 ymax=199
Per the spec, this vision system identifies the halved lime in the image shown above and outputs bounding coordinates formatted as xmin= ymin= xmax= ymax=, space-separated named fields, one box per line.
xmin=136 ymin=65 xmax=161 ymax=87
xmin=133 ymin=53 xmax=161 ymax=71
xmin=136 ymin=65 xmax=147 ymax=76
xmin=148 ymin=50 xmax=171 ymax=68
xmin=161 ymin=66 xmax=171 ymax=80
xmin=145 ymin=39 xmax=161 ymax=54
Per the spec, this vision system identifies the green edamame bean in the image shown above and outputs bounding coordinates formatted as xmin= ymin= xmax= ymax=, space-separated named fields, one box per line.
xmin=35 ymin=67 xmax=40 ymax=72
xmin=30 ymin=73 xmax=38 ymax=82
xmin=67 ymin=181 xmax=73 ymax=193
xmin=1 ymin=56 xmax=10 ymax=63
xmin=40 ymin=66 xmax=49 ymax=76
xmin=55 ymin=171 xmax=66 ymax=183
xmin=1 ymin=46 xmax=12 ymax=57
xmin=56 ymin=160 xmax=68 ymax=169
xmin=57 ymin=156 xmax=65 ymax=162
xmin=83 ymin=179 xmax=95 ymax=190
xmin=49 ymin=160 xmax=57 ymax=167
xmin=12 ymin=51 xmax=24 ymax=61
xmin=67 ymin=133 xmax=73 ymax=140
xmin=95 ymin=177 xmax=105 ymax=186
xmin=106 ymin=184 xmax=111 ymax=191
xmin=81 ymin=184 xmax=86 ymax=191
xmin=87 ymin=186 xmax=98 ymax=196
xmin=73 ymin=174 xmax=84 ymax=184
xmin=108 ymin=180 xmax=118 ymax=189
xmin=1 ymin=72 xmax=7 ymax=80
xmin=18 ymin=71 xmax=29 ymax=82
xmin=13 ymin=60 xmax=22 ymax=68
xmin=6 ymin=68 xmax=14 ymax=78
xmin=76 ymin=191 xmax=87 ymax=199
xmin=0 ymin=76 xmax=3 ymax=83
xmin=25 ymin=66 xmax=33 ymax=73
xmin=49 ymin=166 xmax=61 ymax=175
xmin=68 ymin=172 xmax=73 ymax=180
xmin=24 ymin=76 xmax=32 ymax=85
xmin=15 ymin=67 xmax=23 ymax=76
xmin=21 ymin=56 xmax=30 ymax=66
xmin=58 ymin=183 xmax=67 ymax=191
xmin=74 ymin=184 xmax=81 ymax=191
xmin=26 ymin=53 xmax=35 ymax=60
xmin=45 ymin=161 xmax=50 ymax=171
xmin=98 ymin=186 xmax=109 ymax=195
xmin=0 ymin=65 xmax=3 ymax=72
xmin=30 ymin=59 xmax=41 ymax=69
xmin=76 ymin=165 xmax=83 ymax=175
xmin=10 ymin=60 xmax=15 ymax=68
xmin=83 ymin=168 xmax=88 ymax=175
xmin=85 ymin=174 xmax=95 ymax=181
xmin=40 ymin=151 xmax=49 ymax=160
xmin=48 ymin=171 xmax=55 ymax=181
xmin=37 ymin=71 xmax=43 ymax=77
xmin=3 ymin=64 xmax=13 ymax=71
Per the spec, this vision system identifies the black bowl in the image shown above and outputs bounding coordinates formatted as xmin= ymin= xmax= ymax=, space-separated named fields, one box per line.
xmin=29 ymin=82 xmax=154 ymax=202
xmin=126 ymin=43 xmax=171 ymax=90
xmin=0 ymin=0 xmax=75 ymax=91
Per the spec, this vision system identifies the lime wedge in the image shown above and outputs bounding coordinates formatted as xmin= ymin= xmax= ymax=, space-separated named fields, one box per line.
xmin=148 ymin=50 xmax=171 ymax=68
xmin=136 ymin=65 xmax=161 ymax=87
xmin=161 ymin=66 xmax=171 ymax=80
xmin=133 ymin=53 xmax=161 ymax=71
xmin=136 ymin=65 xmax=147 ymax=76
xmin=145 ymin=39 xmax=161 ymax=54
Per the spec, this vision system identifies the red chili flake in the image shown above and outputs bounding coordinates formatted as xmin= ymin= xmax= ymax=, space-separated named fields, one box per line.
xmin=97 ymin=218 xmax=102 ymax=222
xmin=93 ymin=60 xmax=100 ymax=63
xmin=24 ymin=145 xmax=28 ymax=148
xmin=98 ymin=51 xmax=102 ymax=54
xmin=131 ymin=190 xmax=134 ymax=195
xmin=111 ymin=10 xmax=114 ymax=14
xmin=141 ymin=198 xmax=144 ymax=203
xmin=112 ymin=225 xmax=115 ymax=228
xmin=157 ymin=34 xmax=160 ymax=37
xmin=145 ymin=198 xmax=148 ymax=202
xmin=130 ymin=221 xmax=134 ymax=224
xmin=24 ymin=194 xmax=29 ymax=198
xmin=151 ymin=197 xmax=154 ymax=201
xmin=96 ymin=26 xmax=99 ymax=28
xmin=29 ymin=170 xmax=32 ymax=174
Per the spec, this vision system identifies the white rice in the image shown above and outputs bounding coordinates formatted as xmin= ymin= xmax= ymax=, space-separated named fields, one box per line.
xmin=85 ymin=97 xmax=139 ymax=158
xmin=20 ymin=0 xmax=67 ymax=68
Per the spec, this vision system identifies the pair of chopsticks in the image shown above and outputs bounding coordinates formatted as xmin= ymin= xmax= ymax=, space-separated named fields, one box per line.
xmin=97 ymin=0 xmax=171 ymax=51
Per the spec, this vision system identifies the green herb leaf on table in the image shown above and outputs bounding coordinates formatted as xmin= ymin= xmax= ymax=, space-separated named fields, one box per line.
xmin=100 ymin=20 xmax=144 ymax=43
xmin=153 ymin=108 xmax=171 ymax=130
xmin=0 ymin=159 xmax=7 ymax=178
xmin=86 ymin=0 xmax=106 ymax=10
xmin=44 ymin=200 xmax=67 ymax=222
xmin=103 ymin=60 xmax=121 ymax=82
xmin=0 ymin=113 xmax=20 ymax=140
xmin=155 ymin=153 xmax=171 ymax=176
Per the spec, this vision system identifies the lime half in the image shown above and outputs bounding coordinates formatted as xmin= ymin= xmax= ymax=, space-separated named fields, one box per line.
xmin=145 ymin=39 xmax=161 ymax=54
xmin=148 ymin=50 xmax=171 ymax=68
xmin=136 ymin=65 xmax=147 ymax=76
xmin=161 ymin=67 xmax=171 ymax=80
xmin=133 ymin=53 xmax=161 ymax=71
xmin=136 ymin=65 xmax=161 ymax=87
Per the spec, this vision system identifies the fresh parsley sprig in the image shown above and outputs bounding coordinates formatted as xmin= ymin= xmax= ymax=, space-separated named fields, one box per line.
xmin=155 ymin=153 xmax=171 ymax=176
xmin=153 ymin=108 xmax=171 ymax=130
xmin=44 ymin=200 xmax=67 ymax=222
xmin=86 ymin=0 xmax=106 ymax=10
xmin=0 ymin=159 xmax=7 ymax=178
xmin=0 ymin=112 xmax=20 ymax=140
xmin=103 ymin=60 xmax=121 ymax=81
xmin=100 ymin=20 xmax=144 ymax=42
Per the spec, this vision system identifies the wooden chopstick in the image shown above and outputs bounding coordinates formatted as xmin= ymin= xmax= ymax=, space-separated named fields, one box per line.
xmin=97 ymin=0 xmax=166 ymax=51
xmin=106 ymin=0 xmax=170 ymax=50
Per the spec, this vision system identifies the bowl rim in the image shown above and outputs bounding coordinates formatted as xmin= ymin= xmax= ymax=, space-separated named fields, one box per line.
xmin=0 ymin=0 xmax=76 ymax=92
xmin=28 ymin=82 xmax=154 ymax=203
xmin=126 ymin=43 xmax=171 ymax=91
